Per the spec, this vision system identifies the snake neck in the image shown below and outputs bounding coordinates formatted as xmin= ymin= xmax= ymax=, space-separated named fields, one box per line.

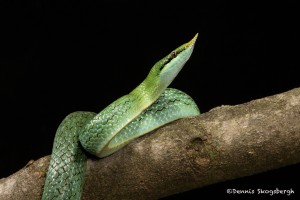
xmin=130 ymin=75 xmax=163 ymax=109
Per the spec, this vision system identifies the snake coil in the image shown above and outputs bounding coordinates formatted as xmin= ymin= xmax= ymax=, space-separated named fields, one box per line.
xmin=42 ymin=34 xmax=200 ymax=199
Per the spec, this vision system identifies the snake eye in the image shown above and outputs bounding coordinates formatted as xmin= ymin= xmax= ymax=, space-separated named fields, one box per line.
xmin=159 ymin=51 xmax=178 ymax=72
xmin=171 ymin=51 xmax=177 ymax=58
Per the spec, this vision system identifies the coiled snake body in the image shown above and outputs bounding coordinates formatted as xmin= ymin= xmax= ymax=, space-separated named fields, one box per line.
xmin=42 ymin=34 xmax=200 ymax=199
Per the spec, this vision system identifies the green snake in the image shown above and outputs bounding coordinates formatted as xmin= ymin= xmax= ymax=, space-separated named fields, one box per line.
xmin=42 ymin=34 xmax=200 ymax=199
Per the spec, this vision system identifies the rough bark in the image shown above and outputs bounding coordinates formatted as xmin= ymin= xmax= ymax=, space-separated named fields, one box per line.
xmin=1 ymin=87 xmax=300 ymax=200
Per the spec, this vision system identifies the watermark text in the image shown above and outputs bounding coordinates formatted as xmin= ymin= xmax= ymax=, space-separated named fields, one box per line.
xmin=226 ymin=188 xmax=294 ymax=196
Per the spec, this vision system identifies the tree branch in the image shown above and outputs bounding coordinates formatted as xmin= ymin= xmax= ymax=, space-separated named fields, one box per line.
xmin=1 ymin=87 xmax=300 ymax=200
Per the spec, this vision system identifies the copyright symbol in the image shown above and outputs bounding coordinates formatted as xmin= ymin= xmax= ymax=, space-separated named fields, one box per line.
xmin=227 ymin=189 xmax=232 ymax=194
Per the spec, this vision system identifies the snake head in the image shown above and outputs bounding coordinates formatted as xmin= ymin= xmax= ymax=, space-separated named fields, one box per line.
xmin=157 ymin=33 xmax=198 ymax=87
xmin=131 ymin=34 xmax=198 ymax=103
xmin=144 ymin=34 xmax=198 ymax=93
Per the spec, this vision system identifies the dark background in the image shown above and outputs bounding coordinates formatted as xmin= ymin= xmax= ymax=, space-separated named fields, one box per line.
xmin=1 ymin=0 xmax=299 ymax=199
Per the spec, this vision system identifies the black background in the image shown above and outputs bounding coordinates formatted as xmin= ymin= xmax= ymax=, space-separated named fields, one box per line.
xmin=1 ymin=0 xmax=299 ymax=199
